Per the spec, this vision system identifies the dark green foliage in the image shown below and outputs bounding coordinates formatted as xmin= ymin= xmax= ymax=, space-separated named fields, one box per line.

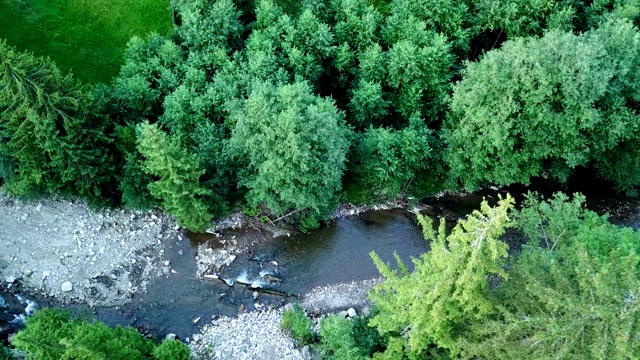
xmin=351 ymin=315 xmax=386 ymax=357
xmin=136 ymin=122 xmax=213 ymax=232
xmin=109 ymin=34 xmax=185 ymax=122
xmin=354 ymin=117 xmax=434 ymax=197
xmin=11 ymin=309 xmax=190 ymax=360
xmin=446 ymin=18 xmax=640 ymax=191
xmin=0 ymin=41 xmax=112 ymax=200
xmin=114 ymin=124 xmax=158 ymax=210
xmin=153 ymin=340 xmax=191 ymax=360
xmin=317 ymin=315 xmax=367 ymax=360
xmin=281 ymin=302 xmax=314 ymax=346
xmin=470 ymin=0 xmax=575 ymax=38
xmin=228 ymin=81 xmax=350 ymax=229
xmin=0 ymin=343 xmax=15 ymax=360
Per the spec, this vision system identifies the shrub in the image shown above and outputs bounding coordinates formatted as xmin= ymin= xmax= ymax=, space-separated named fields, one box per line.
xmin=317 ymin=315 xmax=367 ymax=360
xmin=280 ymin=303 xmax=314 ymax=346
xmin=153 ymin=340 xmax=190 ymax=360
xmin=10 ymin=309 xmax=190 ymax=360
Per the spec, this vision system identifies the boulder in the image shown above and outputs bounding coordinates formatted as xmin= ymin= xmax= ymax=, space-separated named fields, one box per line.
xmin=61 ymin=281 xmax=73 ymax=292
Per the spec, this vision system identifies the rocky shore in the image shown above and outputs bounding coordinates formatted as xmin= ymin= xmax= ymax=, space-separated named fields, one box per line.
xmin=189 ymin=279 xmax=381 ymax=359
xmin=0 ymin=193 xmax=179 ymax=306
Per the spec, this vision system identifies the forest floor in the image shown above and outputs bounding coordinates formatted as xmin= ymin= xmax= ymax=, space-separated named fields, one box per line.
xmin=0 ymin=0 xmax=173 ymax=83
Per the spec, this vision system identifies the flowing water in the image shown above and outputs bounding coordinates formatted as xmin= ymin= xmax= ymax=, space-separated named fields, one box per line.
xmin=3 ymin=185 xmax=640 ymax=343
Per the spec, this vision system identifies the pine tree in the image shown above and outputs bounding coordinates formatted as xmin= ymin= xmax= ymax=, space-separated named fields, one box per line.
xmin=0 ymin=40 xmax=111 ymax=199
xmin=369 ymin=195 xmax=515 ymax=357
xmin=136 ymin=122 xmax=213 ymax=232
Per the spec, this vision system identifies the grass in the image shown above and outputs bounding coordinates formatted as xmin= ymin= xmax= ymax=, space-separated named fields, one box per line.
xmin=0 ymin=0 xmax=173 ymax=84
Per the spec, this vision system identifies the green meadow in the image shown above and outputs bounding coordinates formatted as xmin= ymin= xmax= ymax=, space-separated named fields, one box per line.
xmin=0 ymin=0 xmax=173 ymax=83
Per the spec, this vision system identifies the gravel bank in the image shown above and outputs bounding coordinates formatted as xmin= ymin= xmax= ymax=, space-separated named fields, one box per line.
xmin=0 ymin=191 xmax=179 ymax=306
xmin=189 ymin=309 xmax=313 ymax=360
xmin=189 ymin=279 xmax=382 ymax=359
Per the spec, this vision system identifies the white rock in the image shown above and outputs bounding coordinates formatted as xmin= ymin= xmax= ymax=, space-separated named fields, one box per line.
xmin=61 ymin=281 xmax=73 ymax=292
xmin=338 ymin=310 xmax=348 ymax=318
xmin=164 ymin=260 xmax=170 ymax=266
xmin=5 ymin=276 xmax=15 ymax=284
xmin=253 ymin=291 xmax=260 ymax=300
xmin=192 ymin=316 xmax=201 ymax=324
xmin=347 ymin=308 xmax=357 ymax=318
xmin=165 ymin=333 xmax=177 ymax=341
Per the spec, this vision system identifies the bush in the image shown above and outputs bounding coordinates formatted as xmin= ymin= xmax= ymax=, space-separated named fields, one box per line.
xmin=317 ymin=315 xmax=367 ymax=360
xmin=280 ymin=303 xmax=314 ymax=346
xmin=0 ymin=343 xmax=15 ymax=360
xmin=153 ymin=340 xmax=190 ymax=360
xmin=10 ymin=309 xmax=190 ymax=360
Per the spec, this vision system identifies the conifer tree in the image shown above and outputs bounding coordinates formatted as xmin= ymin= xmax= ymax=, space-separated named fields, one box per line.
xmin=136 ymin=122 xmax=213 ymax=232
xmin=0 ymin=41 xmax=111 ymax=199
xmin=369 ymin=195 xmax=514 ymax=357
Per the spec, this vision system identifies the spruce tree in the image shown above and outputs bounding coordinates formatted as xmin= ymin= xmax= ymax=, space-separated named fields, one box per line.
xmin=136 ymin=121 xmax=213 ymax=232
xmin=0 ymin=41 xmax=111 ymax=199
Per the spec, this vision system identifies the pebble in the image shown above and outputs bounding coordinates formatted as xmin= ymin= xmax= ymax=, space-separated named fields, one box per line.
xmin=163 ymin=260 xmax=170 ymax=266
xmin=165 ymin=333 xmax=177 ymax=341
xmin=162 ymin=266 xmax=170 ymax=274
xmin=253 ymin=291 xmax=260 ymax=300
xmin=23 ymin=269 xmax=33 ymax=277
xmin=5 ymin=276 xmax=15 ymax=284
xmin=347 ymin=307 xmax=357 ymax=318
xmin=61 ymin=281 xmax=73 ymax=292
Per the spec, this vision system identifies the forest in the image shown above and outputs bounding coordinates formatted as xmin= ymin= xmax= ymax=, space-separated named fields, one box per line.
xmin=1 ymin=0 xmax=640 ymax=358
xmin=2 ymin=0 xmax=639 ymax=232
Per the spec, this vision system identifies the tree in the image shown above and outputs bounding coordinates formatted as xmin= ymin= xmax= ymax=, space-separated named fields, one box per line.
xmin=369 ymin=195 xmax=514 ymax=358
xmin=228 ymin=81 xmax=350 ymax=230
xmin=136 ymin=122 xmax=213 ymax=232
xmin=0 ymin=40 xmax=112 ymax=200
xmin=354 ymin=116 xmax=434 ymax=197
xmin=446 ymin=18 xmax=640 ymax=191
xmin=460 ymin=193 xmax=640 ymax=359
xmin=11 ymin=309 xmax=190 ymax=360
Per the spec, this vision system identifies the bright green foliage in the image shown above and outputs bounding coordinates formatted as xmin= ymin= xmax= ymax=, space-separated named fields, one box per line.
xmin=383 ymin=4 xmax=455 ymax=121
xmin=460 ymin=194 xmax=640 ymax=359
xmin=228 ymin=81 xmax=349 ymax=229
xmin=281 ymin=302 xmax=314 ymax=346
xmin=318 ymin=315 xmax=368 ymax=360
xmin=11 ymin=309 xmax=189 ymax=360
xmin=369 ymin=195 xmax=515 ymax=357
xmin=384 ymin=0 xmax=470 ymax=56
xmin=446 ymin=19 xmax=640 ymax=191
xmin=136 ymin=122 xmax=213 ymax=232
xmin=153 ymin=340 xmax=190 ymax=360
xmin=354 ymin=117 xmax=434 ymax=197
xmin=0 ymin=0 xmax=173 ymax=84
xmin=0 ymin=41 xmax=112 ymax=199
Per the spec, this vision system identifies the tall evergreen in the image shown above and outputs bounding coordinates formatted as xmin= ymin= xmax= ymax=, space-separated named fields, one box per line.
xmin=0 ymin=41 xmax=111 ymax=199
xmin=136 ymin=121 xmax=213 ymax=232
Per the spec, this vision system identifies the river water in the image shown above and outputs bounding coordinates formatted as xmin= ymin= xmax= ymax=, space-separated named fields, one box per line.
xmin=3 ymin=185 xmax=640 ymax=343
